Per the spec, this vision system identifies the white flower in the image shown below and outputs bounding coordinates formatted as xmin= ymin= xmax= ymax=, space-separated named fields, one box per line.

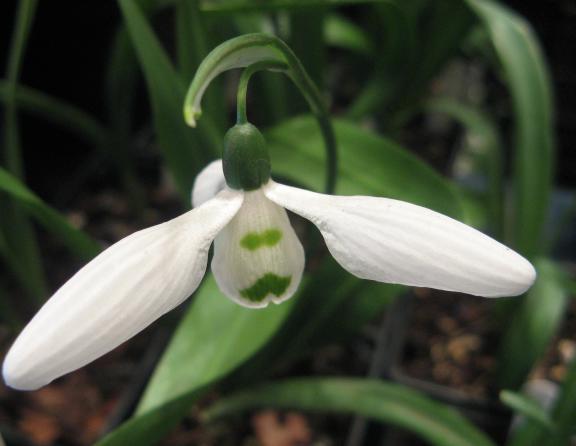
xmin=2 ymin=159 xmax=535 ymax=391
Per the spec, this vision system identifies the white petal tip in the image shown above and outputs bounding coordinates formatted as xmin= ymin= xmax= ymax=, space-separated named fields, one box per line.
xmin=490 ymin=256 xmax=537 ymax=297
xmin=3 ymin=355 xmax=46 ymax=391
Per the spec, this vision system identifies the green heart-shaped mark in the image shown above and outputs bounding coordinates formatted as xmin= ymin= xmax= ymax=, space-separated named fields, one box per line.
xmin=240 ymin=228 xmax=282 ymax=250
xmin=240 ymin=273 xmax=291 ymax=302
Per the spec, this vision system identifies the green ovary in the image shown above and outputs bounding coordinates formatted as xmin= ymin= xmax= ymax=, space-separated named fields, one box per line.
xmin=240 ymin=273 xmax=291 ymax=302
xmin=240 ymin=229 xmax=282 ymax=250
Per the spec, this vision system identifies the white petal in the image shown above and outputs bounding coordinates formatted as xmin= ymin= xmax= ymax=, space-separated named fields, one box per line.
xmin=265 ymin=182 xmax=535 ymax=297
xmin=191 ymin=159 xmax=226 ymax=208
xmin=211 ymin=188 xmax=305 ymax=308
xmin=3 ymin=190 xmax=243 ymax=390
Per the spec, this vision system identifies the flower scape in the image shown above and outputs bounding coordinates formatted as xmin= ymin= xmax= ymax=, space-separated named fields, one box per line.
xmin=2 ymin=123 xmax=536 ymax=391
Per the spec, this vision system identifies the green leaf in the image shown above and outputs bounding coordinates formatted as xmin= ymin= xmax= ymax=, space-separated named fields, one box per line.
xmin=325 ymin=13 xmax=374 ymax=56
xmin=0 ymin=80 xmax=110 ymax=149
xmin=207 ymin=378 xmax=496 ymax=446
xmin=497 ymin=259 xmax=568 ymax=389
xmin=4 ymin=0 xmax=38 ymax=176
xmin=0 ymin=167 xmax=100 ymax=260
xmin=500 ymin=390 xmax=554 ymax=431
xmin=350 ymin=0 xmax=474 ymax=122
xmin=466 ymin=0 xmax=554 ymax=259
xmin=289 ymin=7 xmax=326 ymax=90
xmin=401 ymin=0 xmax=474 ymax=108
xmin=346 ymin=2 xmax=415 ymax=119
xmin=97 ymin=275 xmax=295 ymax=445
xmin=509 ymin=358 xmax=576 ymax=446
xmin=2 ymin=0 xmax=45 ymax=301
xmin=543 ymin=358 xmax=576 ymax=445
xmin=118 ymin=0 xmax=218 ymax=201
xmin=199 ymin=0 xmax=385 ymax=13
xmin=266 ymin=115 xmax=463 ymax=218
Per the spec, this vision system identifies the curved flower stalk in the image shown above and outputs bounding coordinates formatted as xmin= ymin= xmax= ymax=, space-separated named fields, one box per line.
xmin=3 ymin=122 xmax=535 ymax=391
xmin=184 ymin=33 xmax=337 ymax=193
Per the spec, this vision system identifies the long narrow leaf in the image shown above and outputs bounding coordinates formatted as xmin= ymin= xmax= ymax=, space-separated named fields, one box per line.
xmin=497 ymin=259 xmax=568 ymax=389
xmin=207 ymin=378 xmax=496 ymax=446
xmin=500 ymin=390 xmax=554 ymax=431
xmin=4 ymin=0 xmax=37 ymax=176
xmin=266 ymin=115 xmax=463 ymax=218
xmin=96 ymin=275 xmax=295 ymax=445
xmin=2 ymin=0 xmax=45 ymax=300
xmin=325 ymin=13 xmax=374 ymax=56
xmin=466 ymin=0 xmax=554 ymax=259
xmin=543 ymin=358 xmax=576 ymax=446
xmin=0 ymin=167 xmax=100 ymax=260
xmin=118 ymin=0 xmax=217 ymax=201
xmin=509 ymin=358 xmax=576 ymax=446
xmin=0 ymin=81 xmax=109 ymax=148
xmin=199 ymin=0 xmax=384 ymax=13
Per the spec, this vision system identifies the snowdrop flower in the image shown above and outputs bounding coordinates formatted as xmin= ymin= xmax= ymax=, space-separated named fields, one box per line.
xmin=2 ymin=123 xmax=535 ymax=391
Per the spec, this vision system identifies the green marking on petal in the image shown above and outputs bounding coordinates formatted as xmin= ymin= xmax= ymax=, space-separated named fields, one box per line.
xmin=240 ymin=229 xmax=282 ymax=250
xmin=240 ymin=273 xmax=291 ymax=302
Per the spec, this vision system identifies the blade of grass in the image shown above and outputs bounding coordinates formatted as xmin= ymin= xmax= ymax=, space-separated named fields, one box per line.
xmin=0 ymin=79 xmax=146 ymax=212
xmin=389 ymin=0 xmax=474 ymax=126
xmin=175 ymin=0 xmax=203 ymax=81
xmin=2 ymin=0 xmax=45 ymax=301
xmin=0 ymin=81 xmax=109 ymax=148
xmin=508 ymin=358 xmax=576 ymax=446
xmin=500 ymin=390 xmax=555 ymax=431
xmin=118 ymin=0 xmax=218 ymax=202
xmin=542 ymin=358 xmax=576 ymax=446
xmin=4 ymin=0 xmax=37 ymax=176
xmin=466 ymin=0 xmax=557 ymax=391
xmin=466 ymin=0 xmax=554 ymax=259
xmin=497 ymin=259 xmax=568 ymax=389
xmin=0 ymin=167 xmax=100 ymax=260
xmin=289 ymin=6 xmax=326 ymax=89
xmin=346 ymin=1 xmax=415 ymax=120
xmin=199 ymin=0 xmax=385 ymax=13
xmin=206 ymin=378 xmax=496 ymax=446
xmin=325 ymin=13 xmax=373 ymax=56
xmin=266 ymin=115 xmax=463 ymax=218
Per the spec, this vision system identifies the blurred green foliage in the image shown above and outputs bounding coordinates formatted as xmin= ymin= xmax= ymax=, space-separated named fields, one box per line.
xmin=1 ymin=0 xmax=573 ymax=445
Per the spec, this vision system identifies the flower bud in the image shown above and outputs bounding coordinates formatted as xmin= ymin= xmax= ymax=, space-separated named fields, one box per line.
xmin=223 ymin=123 xmax=271 ymax=191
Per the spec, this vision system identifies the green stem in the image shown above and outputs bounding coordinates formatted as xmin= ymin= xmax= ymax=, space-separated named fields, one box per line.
xmin=236 ymin=61 xmax=286 ymax=125
xmin=184 ymin=34 xmax=338 ymax=193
